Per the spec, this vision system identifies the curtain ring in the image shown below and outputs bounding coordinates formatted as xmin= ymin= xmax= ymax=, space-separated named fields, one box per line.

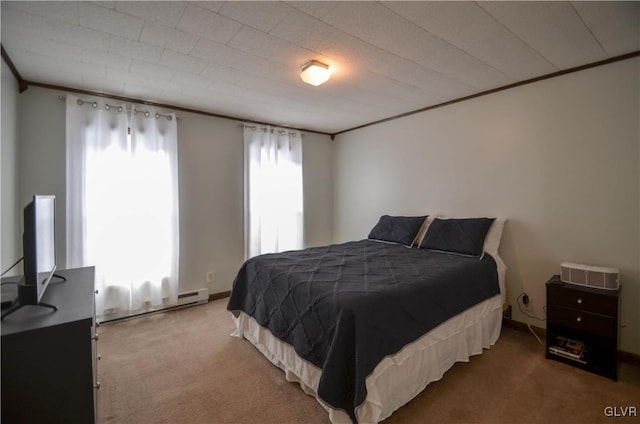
xmin=76 ymin=99 xmax=83 ymax=106
xmin=92 ymin=102 xmax=98 ymax=108
xmin=155 ymin=113 xmax=160 ymax=119
xmin=144 ymin=111 xmax=150 ymax=118
xmin=104 ymin=104 xmax=123 ymax=112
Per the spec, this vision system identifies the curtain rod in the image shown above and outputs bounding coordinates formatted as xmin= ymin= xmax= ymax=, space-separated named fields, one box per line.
xmin=60 ymin=95 xmax=174 ymax=120
xmin=242 ymin=124 xmax=302 ymax=137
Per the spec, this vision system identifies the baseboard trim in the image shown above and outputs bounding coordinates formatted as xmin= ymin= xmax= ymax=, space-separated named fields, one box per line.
xmin=502 ymin=318 xmax=640 ymax=366
xmin=208 ymin=290 xmax=231 ymax=301
xmin=618 ymin=350 xmax=640 ymax=367
xmin=502 ymin=317 xmax=546 ymax=335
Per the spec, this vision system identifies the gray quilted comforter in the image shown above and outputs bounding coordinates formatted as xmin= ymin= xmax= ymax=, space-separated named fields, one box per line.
xmin=227 ymin=240 xmax=499 ymax=422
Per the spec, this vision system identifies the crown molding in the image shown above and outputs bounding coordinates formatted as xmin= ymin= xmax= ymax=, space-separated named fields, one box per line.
xmin=332 ymin=50 xmax=640 ymax=138
xmin=1 ymin=44 xmax=28 ymax=93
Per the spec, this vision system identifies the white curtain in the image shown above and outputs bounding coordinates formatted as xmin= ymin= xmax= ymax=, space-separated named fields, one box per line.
xmin=66 ymin=95 xmax=179 ymax=321
xmin=244 ymin=124 xmax=303 ymax=258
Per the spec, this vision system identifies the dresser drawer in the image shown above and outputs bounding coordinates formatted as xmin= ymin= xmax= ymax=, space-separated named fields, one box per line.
xmin=547 ymin=306 xmax=616 ymax=338
xmin=547 ymin=285 xmax=617 ymax=317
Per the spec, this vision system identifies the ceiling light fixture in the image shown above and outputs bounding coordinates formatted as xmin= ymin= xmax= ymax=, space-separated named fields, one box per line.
xmin=300 ymin=60 xmax=331 ymax=86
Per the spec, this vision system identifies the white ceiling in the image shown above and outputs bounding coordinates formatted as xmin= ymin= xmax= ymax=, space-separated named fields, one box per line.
xmin=1 ymin=1 xmax=638 ymax=134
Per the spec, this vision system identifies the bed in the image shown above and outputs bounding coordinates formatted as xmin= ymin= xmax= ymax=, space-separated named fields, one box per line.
xmin=227 ymin=215 xmax=507 ymax=423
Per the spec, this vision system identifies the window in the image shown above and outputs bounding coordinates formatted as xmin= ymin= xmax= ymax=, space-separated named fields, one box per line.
xmin=66 ymin=96 xmax=179 ymax=321
xmin=244 ymin=124 xmax=303 ymax=258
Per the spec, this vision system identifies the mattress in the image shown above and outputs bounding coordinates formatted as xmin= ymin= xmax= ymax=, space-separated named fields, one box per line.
xmin=232 ymin=293 xmax=503 ymax=423
xmin=227 ymin=239 xmax=503 ymax=419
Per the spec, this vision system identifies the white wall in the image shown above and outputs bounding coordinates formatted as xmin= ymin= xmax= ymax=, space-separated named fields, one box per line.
xmin=333 ymin=58 xmax=640 ymax=355
xmin=17 ymin=87 xmax=67 ymax=270
xmin=1 ymin=60 xmax=20 ymax=276
xmin=15 ymin=86 xmax=334 ymax=295
xmin=304 ymin=132 xmax=334 ymax=248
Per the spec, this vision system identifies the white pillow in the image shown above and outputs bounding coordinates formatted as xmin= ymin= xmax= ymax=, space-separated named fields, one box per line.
xmin=412 ymin=215 xmax=438 ymax=246
xmin=483 ymin=217 xmax=506 ymax=256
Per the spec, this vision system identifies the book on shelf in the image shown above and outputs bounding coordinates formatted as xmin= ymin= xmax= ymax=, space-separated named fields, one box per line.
xmin=549 ymin=336 xmax=586 ymax=362
xmin=548 ymin=346 xmax=587 ymax=364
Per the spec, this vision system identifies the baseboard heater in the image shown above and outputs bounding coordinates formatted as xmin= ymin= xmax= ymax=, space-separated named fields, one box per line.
xmin=177 ymin=288 xmax=209 ymax=306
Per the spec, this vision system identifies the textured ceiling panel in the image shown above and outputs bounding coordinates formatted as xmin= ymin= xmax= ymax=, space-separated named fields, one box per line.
xmin=77 ymin=3 xmax=145 ymax=40
xmin=384 ymin=1 xmax=557 ymax=79
xmin=1 ymin=1 xmax=637 ymax=134
xmin=139 ymin=22 xmax=199 ymax=54
xmin=218 ymin=1 xmax=293 ymax=32
xmin=227 ymin=25 xmax=289 ymax=59
xmin=572 ymin=1 xmax=640 ymax=56
xmin=176 ymin=4 xmax=242 ymax=44
xmin=478 ymin=1 xmax=606 ymax=68
xmin=114 ymin=1 xmax=187 ymax=28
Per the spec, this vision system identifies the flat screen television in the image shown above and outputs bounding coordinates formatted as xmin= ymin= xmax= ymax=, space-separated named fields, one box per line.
xmin=21 ymin=195 xmax=57 ymax=304
xmin=2 ymin=195 xmax=59 ymax=320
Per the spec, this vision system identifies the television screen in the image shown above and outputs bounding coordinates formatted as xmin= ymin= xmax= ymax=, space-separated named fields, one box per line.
xmin=35 ymin=196 xmax=56 ymax=282
xmin=22 ymin=195 xmax=57 ymax=304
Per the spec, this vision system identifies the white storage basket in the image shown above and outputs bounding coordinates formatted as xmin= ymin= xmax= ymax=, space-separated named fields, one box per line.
xmin=560 ymin=262 xmax=619 ymax=290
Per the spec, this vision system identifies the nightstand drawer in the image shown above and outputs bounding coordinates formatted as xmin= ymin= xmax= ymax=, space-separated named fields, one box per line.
xmin=547 ymin=306 xmax=616 ymax=338
xmin=547 ymin=285 xmax=617 ymax=317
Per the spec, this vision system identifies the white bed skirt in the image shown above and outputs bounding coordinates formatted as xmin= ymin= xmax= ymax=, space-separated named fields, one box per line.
xmin=231 ymin=293 xmax=503 ymax=424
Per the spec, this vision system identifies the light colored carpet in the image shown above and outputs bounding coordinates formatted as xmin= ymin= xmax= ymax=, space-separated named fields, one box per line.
xmin=97 ymin=298 xmax=639 ymax=424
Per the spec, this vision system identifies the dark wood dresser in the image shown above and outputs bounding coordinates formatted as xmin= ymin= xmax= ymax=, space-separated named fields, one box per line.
xmin=546 ymin=274 xmax=619 ymax=380
xmin=1 ymin=267 xmax=98 ymax=423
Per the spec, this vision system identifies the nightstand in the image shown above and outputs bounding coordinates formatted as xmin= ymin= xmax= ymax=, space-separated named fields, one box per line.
xmin=546 ymin=275 xmax=619 ymax=380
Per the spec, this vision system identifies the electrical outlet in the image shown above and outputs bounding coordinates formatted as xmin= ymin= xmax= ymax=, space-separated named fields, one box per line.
xmin=522 ymin=293 xmax=530 ymax=307
xmin=207 ymin=271 xmax=215 ymax=283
